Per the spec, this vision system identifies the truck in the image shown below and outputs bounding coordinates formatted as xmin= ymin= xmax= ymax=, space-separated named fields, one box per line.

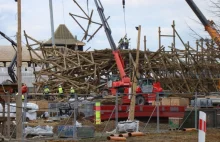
xmin=94 ymin=0 xmax=162 ymax=105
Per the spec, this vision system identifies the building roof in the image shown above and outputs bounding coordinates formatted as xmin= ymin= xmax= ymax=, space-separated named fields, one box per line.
xmin=0 ymin=46 xmax=43 ymax=62
xmin=44 ymin=24 xmax=85 ymax=46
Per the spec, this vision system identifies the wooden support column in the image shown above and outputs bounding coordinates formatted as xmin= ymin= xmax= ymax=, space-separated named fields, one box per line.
xmin=128 ymin=25 xmax=141 ymax=121
xmin=159 ymin=27 xmax=161 ymax=50
xmin=16 ymin=0 xmax=22 ymax=139
xmin=144 ymin=36 xmax=147 ymax=74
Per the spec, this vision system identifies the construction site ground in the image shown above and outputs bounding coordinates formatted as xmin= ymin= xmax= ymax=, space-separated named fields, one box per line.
xmin=78 ymin=128 xmax=220 ymax=142
xmin=10 ymin=120 xmax=219 ymax=142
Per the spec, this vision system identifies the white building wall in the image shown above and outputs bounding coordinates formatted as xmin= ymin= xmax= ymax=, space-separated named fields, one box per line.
xmin=0 ymin=67 xmax=42 ymax=87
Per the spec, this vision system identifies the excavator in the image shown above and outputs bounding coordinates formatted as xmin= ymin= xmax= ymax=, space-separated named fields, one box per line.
xmin=94 ymin=0 xmax=163 ymax=105
xmin=186 ymin=0 xmax=220 ymax=47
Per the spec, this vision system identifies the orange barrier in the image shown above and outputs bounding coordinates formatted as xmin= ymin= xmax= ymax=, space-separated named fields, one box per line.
xmin=119 ymin=133 xmax=129 ymax=137
xmin=128 ymin=132 xmax=145 ymax=137
xmin=107 ymin=136 xmax=126 ymax=141
xmin=183 ymin=128 xmax=197 ymax=131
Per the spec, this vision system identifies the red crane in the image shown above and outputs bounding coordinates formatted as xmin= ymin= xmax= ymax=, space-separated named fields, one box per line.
xmin=94 ymin=0 xmax=130 ymax=92
xmin=94 ymin=0 xmax=162 ymax=105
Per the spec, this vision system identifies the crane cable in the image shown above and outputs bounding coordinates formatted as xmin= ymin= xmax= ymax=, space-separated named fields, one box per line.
xmin=122 ymin=0 xmax=127 ymax=35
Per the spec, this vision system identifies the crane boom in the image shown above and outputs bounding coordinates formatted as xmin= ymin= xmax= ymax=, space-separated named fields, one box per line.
xmin=0 ymin=31 xmax=17 ymax=83
xmin=186 ymin=0 xmax=220 ymax=47
xmin=94 ymin=0 xmax=130 ymax=86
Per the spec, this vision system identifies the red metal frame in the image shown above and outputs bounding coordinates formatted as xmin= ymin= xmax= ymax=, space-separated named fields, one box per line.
xmin=93 ymin=105 xmax=186 ymax=121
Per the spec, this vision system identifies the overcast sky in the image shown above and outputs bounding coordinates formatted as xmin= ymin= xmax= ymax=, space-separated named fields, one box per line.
xmin=0 ymin=0 xmax=219 ymax=51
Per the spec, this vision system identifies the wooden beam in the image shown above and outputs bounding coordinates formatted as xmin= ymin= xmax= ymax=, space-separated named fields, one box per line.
xmin=16 ymin=0 xmax=22 ymax=139
xmin=128 ymin=25 xmax=141 ymax=121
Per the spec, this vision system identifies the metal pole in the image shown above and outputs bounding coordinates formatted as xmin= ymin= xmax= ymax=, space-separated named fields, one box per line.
xmin=195 ymin=92 xmax=197 ymax=129
xmin=22 ymin=88 xmax=28 ymax=141
xmin=7 ymin=93 xmax=10 ymax=138
xmin=16 ymin=0 xmax=23 ymax=140
xmin=49 ymin=0 xmax=55 ymax=47
xmin=115 ymin=91 xmax=118 ymax=133
xmin=73 ymin=94 xmax=78 ymax=140
xmin=156 ymin=93 xmax=160 ymax=132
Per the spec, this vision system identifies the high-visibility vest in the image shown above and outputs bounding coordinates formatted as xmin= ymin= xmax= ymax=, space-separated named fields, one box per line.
xmin=125 ymin=39 xmax=129 ymax=43
xmin=16 ymin=93 xmax=25 ymax=100
xmin=44 ymin=88 xmax=50 ymax=93
xmin=58 ymin=87 xmax=63 ymax=94
xmin=22 ymin=95 xmax=25 ymax=100
xmin=70 ymin=88 xmax=75 ymax=93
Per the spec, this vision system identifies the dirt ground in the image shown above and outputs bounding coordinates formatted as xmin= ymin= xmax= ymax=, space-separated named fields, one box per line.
xmin=25 ymin=119 xmax=220 ymax=142
xmin=79 ymin=128 xmax=220 ymax=142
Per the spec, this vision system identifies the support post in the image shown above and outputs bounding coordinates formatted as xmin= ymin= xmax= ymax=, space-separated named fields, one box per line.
xmin=172 ymin=21 xmax=176 ymax=53
xmin=156 ymin=93 xmax=160 ymax=133
xmin=16 ymin=0 xmax=22 ymax=139
xmin=159 ymin=27 xmax=161 ymax=50
xmin=195 ymin=92 xmax=198 ymax=129
xmin=115 ymin=91 xmax=118 ymax=133
xmin=144 ymin=36 xmax=147 ymax=52
xmin=144 ymin=36 xmax=147 ymax=74
xmin=128 ymin=25 xmax=141 ymax=121
xmin=22 ymin=89 xmax=28 ymax=141
xmin=7 ymin=93 xmax=10 ymax=138
xmin=73 ymin=94 xmax=78 ymax=140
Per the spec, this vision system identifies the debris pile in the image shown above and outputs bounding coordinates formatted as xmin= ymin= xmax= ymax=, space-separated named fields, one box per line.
xmin=24 ymin=32 xmax=220 ymax=93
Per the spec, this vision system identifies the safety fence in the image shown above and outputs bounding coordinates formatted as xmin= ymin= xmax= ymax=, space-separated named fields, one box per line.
xmin=0 ymin=91 xmax=220 ymax=141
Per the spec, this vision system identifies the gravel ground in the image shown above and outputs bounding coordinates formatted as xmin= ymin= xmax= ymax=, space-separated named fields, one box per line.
xmin=79 ymin=128 xmax=220 ymax=142
xmin=20 ymin=121 xmax=220 ymax=142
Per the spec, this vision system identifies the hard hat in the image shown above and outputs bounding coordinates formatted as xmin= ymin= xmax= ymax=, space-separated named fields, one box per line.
xmin=59 ymin=85 xmax=61 ymax=87
xmin=71 ymin=87 xmax=73 ymax=89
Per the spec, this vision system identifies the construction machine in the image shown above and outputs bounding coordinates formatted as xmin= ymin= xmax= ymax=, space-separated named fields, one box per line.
xmin=186 ymin=0 xmax=220 ymax=47
xmin=0 ymin=31 xmax=27 ymax=94
xmin=94 ymin=0 xmax=162 ymax=105
xmin=0 ymin=31 xmax=17 ymax=84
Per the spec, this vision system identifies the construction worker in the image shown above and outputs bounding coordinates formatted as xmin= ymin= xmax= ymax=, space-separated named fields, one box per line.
xmin=16 ymin=93 xmax=25 ymax=101
xmin=43 ymin=86 xmax=50 ymax=100
xmin=118 ymin=38 xmax=124 ymax=49
xmin=58 ymin=85 xmax=64 ymax=99
xmin=124 ymin=38 xmax=129 ymax=49
xmin=15 ymin=83 xmax=27 ymax=101
xmin=70 ymin=87 xmax=75 ymax=98
xmin=22 ymin=83 xmax=27 ymax=94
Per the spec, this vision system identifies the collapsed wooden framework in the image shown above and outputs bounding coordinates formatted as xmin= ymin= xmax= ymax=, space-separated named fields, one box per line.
xmin=24 ymin=27 xmax=220 ymax=94
xmin=23 ymin=1 xmax=220 ymax=94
